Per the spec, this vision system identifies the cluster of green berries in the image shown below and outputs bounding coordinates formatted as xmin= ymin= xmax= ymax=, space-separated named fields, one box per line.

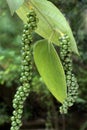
xmin=59 ymin=34 xmax=79 ymax=114
xmin=10 ymin=10 xmax=38 ymax=130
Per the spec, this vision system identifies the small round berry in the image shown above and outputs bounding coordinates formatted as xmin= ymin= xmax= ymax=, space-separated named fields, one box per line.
xmin=24 ymin=66 xmax=29 ymax=71
xmin=22 ymin=34 xmax=27 ymax=39
xmin=18 ymin=109 xmax=23 ymax=114
xmin=10 ymin=127 xmax=14 ymax=130
xmin=13 ymin=103 xmax=18 ymax=109
xmin=19 ymin=91 xmax=25 ymax=97
xmin=12 ymin=121 xmax=17 ymax=127
xmin=24 ymin=38 xmax=29 ymax=44
xmin=11 ymin=116 xmax=15 ymax=121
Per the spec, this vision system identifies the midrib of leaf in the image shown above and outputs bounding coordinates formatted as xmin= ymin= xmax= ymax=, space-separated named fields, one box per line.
xmin=29 ymin=0 xmax=56 ymax=36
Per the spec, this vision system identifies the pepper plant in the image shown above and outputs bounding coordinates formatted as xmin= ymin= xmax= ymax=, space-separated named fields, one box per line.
xmin=6 ymin=0 xmax=79 ymax=130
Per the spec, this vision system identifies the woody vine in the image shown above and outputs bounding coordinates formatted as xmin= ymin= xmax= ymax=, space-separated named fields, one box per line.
xmin=6 ymin=0 xmax=79 ymax=130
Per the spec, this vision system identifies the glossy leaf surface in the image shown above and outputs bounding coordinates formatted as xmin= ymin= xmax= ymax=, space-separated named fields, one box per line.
xmin=16 ymin=0 xmax=79 ymax=54
xmin=33 ymin=40 xmax=67 ymax=103
xmin=6 ymin=0 xmax=24 ymax=15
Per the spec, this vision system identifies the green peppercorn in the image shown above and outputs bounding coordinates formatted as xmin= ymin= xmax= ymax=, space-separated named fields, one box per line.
xmin=11 ymin=116 xmax=15 ymax=121
xmin=22 ymin=34 xmax=27 ymax=39
xmin=13 ymin=111 xmax=17 ymax=116
xmin=10 ymin=10 xmax=38 ymax=130
xmin=24 ymin=38 xmax=29 ymax=44
xmin=59 ymin=34 xmax=79 ymax=114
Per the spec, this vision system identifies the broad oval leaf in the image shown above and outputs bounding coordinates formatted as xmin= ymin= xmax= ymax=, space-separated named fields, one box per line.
xmin=33 ymin=40 xmax=67 ymax=103
xmin=6 ymin=0 xmax=24 ymax=15
xmin=16 ymin=0 xmax=79 ymax=54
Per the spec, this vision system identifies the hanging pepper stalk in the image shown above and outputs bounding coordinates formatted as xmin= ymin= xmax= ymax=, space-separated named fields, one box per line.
xmin=59 ymin=34 xmax=79 ymax=114
xmin=10 ymin=10 xmax=38 ymax=130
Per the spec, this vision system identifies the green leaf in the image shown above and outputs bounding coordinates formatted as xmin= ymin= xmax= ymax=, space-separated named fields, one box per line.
xmin=6 ymin=0 xmax=24 ymax=15
xmin=33 ymin=40 xmax=67 ymax=103
xmin=16 ymin=0 xmax=79 ymax=54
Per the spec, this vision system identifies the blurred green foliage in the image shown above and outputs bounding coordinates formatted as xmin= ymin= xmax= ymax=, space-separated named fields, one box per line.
xmin=0 ymin=0 xmax=87 ymax=129
xmin=0 ymin=103 xmax=10 ymax=125
xmin=0 ymin=0 xmax=23 ymax=86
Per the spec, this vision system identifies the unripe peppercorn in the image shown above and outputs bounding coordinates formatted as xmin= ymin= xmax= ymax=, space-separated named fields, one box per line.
xmin=10 ymin=10 xmax=38 ymax=130
xmin=59 ymin=34 xmax=79 ymax=114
